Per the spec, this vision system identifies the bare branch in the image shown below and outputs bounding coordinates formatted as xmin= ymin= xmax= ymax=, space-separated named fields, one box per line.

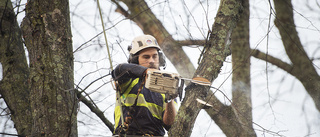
xmin=76 ymin=89 xmax=114 ymax=132
xmin=251 ymin=49 xmax=293 ymax=74
xmin=176 ymin=39 xmax=206 ymax=47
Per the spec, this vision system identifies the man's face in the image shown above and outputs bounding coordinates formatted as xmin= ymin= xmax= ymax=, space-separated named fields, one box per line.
xmin=138 ymin=48 xmax=159 ymax=69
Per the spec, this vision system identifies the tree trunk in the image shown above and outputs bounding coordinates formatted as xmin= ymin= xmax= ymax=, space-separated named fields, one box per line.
xmin=0 ymin=0 xmax=32 ymax=136
xmin=205 ymin=0 xmax=256 ymax=136
xmin=273 ymin=0 xmax=320 ymax=112
xmin=168 ymin=0 xmax=242 ymax=136
xmin=230 ymin=0 xmax=256 ymax=135
xmin=20 ymin=0 xmax=77 ymax=136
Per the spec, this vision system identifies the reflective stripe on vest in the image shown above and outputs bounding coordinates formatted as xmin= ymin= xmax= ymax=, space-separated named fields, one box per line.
xmin=114 ymin=78 xmax=166 ymax=130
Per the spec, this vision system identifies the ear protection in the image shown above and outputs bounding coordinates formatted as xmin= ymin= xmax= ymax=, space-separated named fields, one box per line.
xmin=127 ymin=50 xmax=166 ymax=68
xmin=127 ymin=35 xmax=166 ymax=69
xmin=127 ymin=53 xmax=139 ymax=64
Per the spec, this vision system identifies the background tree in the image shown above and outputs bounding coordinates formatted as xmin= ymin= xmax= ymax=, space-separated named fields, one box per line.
xmin=0 ymin=0 xmax=319 ymax=137
xmin=273 ymin=0 xmax=320 ymax=112
xmin=0 ymin=0 xmax=31 ymax=135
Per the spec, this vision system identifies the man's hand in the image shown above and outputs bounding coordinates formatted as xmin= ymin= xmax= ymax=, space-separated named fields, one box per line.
xmin=165 ymin=93 xmax=178 ymax=103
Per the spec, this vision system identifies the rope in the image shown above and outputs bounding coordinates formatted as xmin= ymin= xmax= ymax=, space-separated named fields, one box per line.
xmin=123 ymin=78 xmax=149 ymax=135
xmin=96 ymin=0 xmax=125 ymax=135
xmin=96 ymin=0 xmax=113 ymax=70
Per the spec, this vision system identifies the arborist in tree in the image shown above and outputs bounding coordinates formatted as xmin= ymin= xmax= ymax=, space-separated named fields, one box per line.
xmin=112 ymin=35 xmax=177 ymax=136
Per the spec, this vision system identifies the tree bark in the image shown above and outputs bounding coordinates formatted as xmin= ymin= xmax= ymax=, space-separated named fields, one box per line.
xmin=202 ymin=0 xmax=257 ymax=136
xmin=230 ymin=0 xmax=256 ymax=135
xmin=20 ymin=0 xmax=77 ymax=136
xmin=0 ymin=0 xmax=32 ymax=136
xmin=273 ymin=0 xmax=320 ymax=112
xmin=168 ymin=0 xmax=242 ymax=136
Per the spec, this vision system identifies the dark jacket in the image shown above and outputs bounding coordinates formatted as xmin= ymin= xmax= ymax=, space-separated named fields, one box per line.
xmin=112 ymin=63 xmax=167 ymax=136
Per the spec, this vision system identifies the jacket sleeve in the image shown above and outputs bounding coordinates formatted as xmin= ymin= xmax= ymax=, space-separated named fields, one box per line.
xmin=111 ymin=63 xmax=148 ymax=84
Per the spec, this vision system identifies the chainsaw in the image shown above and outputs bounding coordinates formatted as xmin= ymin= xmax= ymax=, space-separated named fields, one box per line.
xmin=145 ymin=69 xmax=211 ymax=102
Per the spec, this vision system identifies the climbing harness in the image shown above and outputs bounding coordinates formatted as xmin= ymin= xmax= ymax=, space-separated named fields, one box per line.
xmin=116 ymin=77 xmax=154 ymax=136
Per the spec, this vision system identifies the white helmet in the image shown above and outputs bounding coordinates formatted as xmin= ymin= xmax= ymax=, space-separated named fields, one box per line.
xmin=129 ymin=35 xmax=161 ymax=55
xmin=127 ymin=35 xmax=166 ymax=68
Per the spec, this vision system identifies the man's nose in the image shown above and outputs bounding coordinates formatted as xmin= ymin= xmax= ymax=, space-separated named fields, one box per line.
xmin=148 ymin=58 xmax=155 ymax=63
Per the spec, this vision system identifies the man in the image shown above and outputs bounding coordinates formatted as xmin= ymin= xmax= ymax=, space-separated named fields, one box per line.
xmin=112 ymin=35 xmax=177 ymax=136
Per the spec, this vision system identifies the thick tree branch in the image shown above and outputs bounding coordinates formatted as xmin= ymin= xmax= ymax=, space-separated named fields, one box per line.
xmin=251 ymin=49 xmax=293 ymax=74
xmin=0 ymin=0 xmax=31 ymax=136
xmin=176 ymin=40 xmax=206 ymax=47
xmin=204 ymin=92 xmax=238 ymax=136
xmin=169 ymin=0 xmax=242 ymax=136
xmin=273 ymin=0 xmax=320 ymax=112
xmin=112 ymin=0 xmax=129 ymax=17
xmin=229 ymin=0 xmax=256 ymax=135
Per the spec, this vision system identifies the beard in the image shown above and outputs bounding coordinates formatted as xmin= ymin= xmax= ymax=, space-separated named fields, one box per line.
xmin=148 ymin=63 xmax=159 ymax=69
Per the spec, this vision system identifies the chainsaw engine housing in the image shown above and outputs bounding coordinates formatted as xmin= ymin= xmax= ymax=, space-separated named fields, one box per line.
xmin=145 ymin=69 xmax=180 ymax=96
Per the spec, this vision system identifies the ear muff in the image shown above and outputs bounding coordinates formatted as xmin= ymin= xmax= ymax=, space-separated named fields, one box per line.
xmin=158 ymin=51 xmax=166 ymax=68
xmin=128 ymin=51 xmax=166 ymax=68
xmin=128 ymin=53 xmax=139 ymax=64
